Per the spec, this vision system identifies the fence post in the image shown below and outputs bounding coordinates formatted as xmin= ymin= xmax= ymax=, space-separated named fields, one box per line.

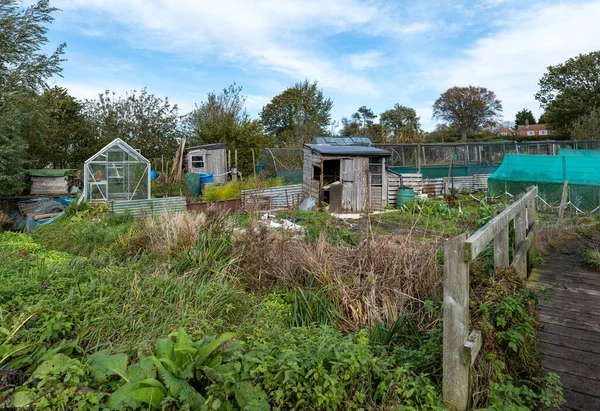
xmin=443 ymin=233 xmax=470 ymax=411
xmin=514 ymin=209 xmax=527 ymax=277
xmin=494 ymin=225 xmax=509 ymax=269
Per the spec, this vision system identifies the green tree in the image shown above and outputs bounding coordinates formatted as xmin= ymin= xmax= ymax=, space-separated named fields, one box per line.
xmin=85 ymin=88 xmax=182 ymax=160
xmin=340 ymin=116 xmax=360 ymax=136
xmin=535 ymin=51 xmax=600 ymax=133
xmin=260 ymin=80 xmax=333 ymax=146
xmin=514 ymin=109 xmax=536 ymax=128
xmin=570 ymin=109 xmax=600 ymax=141
xmin=340 ymin=106 xmax=380 ymax=140
xmin=380 ymin=104 xmax=422 ymax=143
xmin=186 ymin=83 xmax=267 ymax=174
xmin=432 ymin=86 xmax=502 ymax=140
xmin=0 ymin=0 xmax=65 ymax=195
xmin=23 ymin=87 xmax=93 ymax=169
xmin=538 ymin=113 xmax=548 ymax=124
xmin=356 ymin=105 xmax=376 ymax=128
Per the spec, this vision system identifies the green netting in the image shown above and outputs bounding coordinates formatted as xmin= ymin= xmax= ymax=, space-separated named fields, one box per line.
xmin=488 ymin=153 xmax=600 ymax=212
xmin=558 ymin=148 xmax=600 ymax=156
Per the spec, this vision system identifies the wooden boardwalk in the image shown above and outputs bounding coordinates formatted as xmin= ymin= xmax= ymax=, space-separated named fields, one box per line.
xmin=530 ymin=243 xmax=600 ymax=411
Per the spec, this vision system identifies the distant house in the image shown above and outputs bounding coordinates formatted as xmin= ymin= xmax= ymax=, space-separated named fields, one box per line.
xmin=499 ymin=127 xmax=516 ymax=137
xmin=516 ymin=124 xmax=553 ymax=137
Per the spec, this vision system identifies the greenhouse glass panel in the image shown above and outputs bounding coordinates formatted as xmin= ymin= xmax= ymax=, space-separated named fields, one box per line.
xmin=83 ymin=138 xmax=151 ymax=201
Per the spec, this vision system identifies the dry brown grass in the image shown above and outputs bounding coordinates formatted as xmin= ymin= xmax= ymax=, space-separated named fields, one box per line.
xmin=135 ymin=212 xmax=208 ymax=257
xmin=535 ymin=223 xmax=596 ymax=255
xmin=236 ymin=223 xmax=441 ymax=330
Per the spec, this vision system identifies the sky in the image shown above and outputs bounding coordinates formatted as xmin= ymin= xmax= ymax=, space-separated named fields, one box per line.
xmin=45 ymin=0 xmax=600 ymax=131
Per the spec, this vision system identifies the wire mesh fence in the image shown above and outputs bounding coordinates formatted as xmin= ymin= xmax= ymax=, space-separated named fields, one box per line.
xmin=256 ymin=148 xmax=304 ymax=183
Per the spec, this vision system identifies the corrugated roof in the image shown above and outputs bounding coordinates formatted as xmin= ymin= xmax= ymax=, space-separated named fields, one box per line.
xmin=313 ymin=136 xmax=372 ymax=146
xmin=306 ymin=144 xmax=390 ymax=157
xmin=184 ymin=143 xmax=226 ymax=153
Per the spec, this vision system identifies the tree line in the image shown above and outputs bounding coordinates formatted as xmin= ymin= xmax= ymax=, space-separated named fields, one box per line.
xmin=2 ymin=1 xmax=600 ymax=195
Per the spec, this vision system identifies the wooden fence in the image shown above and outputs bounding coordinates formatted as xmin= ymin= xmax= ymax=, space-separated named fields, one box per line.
xmin=387 ymin=172 xmax=490 ymax=207
xmin=443 ymin=186 xmax=537 ymax=411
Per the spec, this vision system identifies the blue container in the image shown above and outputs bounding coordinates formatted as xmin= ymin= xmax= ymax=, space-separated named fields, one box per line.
xmin=150 ymin=170 xmax=158 ymax=180
xmin=198 ymin=173 xmax=214 ymax=184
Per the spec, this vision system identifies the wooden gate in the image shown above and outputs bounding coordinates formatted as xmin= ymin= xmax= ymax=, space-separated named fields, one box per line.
xmin=443 ymin=186 xmax=537 ymax=410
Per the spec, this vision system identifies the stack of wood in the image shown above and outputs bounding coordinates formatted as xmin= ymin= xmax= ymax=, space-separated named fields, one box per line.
xmin=170 ymin=139 xmax=186 ymax=182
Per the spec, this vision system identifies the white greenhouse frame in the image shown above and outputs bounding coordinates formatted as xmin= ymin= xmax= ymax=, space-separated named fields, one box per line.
xmin=83 ymin=138 xmax=151 ymax=202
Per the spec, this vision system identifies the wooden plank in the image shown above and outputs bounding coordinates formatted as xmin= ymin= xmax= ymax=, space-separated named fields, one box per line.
xmin=540 ymin=294 xmax=600 ymax=312
xmin=540 ymin=331 xmax=600 ymax=354
xmin=462 ymin=330 xmax=482 ymax=366
xmin=514 ymin=208 xmax=527 ymax=277
xmin=443 ymin=233 xmax=470 ymax=411
xmin=540 ymin=305 xmax=600 ymax=325
xmin=542 ymin=353 xmax=600 ymax=381
xmin=540 ymin=342 xmax=600 ymax=365
xmin=561 ymin=388 xmax=600 ymax=411
xmin=511 ymin=223 xmax=537 ymax=274
xmin=493 ymin=224 xmax=509 ymax=269
xmin=464 ymin=187 xmax=537 ymax=261
xmin=550 ymin=371 xmax=600 ymax=402
xmin=540 ymin=313 xmax=600 ymax=333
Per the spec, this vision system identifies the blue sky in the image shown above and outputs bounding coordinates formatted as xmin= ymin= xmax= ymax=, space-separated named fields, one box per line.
xmin=46 ymin=0 xmax=600 ymax=131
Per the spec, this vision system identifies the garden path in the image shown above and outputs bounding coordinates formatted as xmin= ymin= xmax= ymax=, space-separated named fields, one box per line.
xmin=530 ymin=238 xmax=600 ymax=411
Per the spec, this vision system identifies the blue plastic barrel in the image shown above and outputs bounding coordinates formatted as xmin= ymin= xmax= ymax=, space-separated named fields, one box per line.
xmin=198 ymin=173 xmax=214 ymax=184
xmin=150 ymin=170 xmax=158 ymax=180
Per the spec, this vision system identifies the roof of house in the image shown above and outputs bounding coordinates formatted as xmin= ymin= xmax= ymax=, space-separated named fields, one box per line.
xmin=184 ymin=143 xmax=226 ymax=153
xmin=517 ymin=124 xmax=551 ymax=131
xmin=313 ymin=136 xmax=372 ymax=146
xmin=306 ymin=144 xmax=390 ymax=157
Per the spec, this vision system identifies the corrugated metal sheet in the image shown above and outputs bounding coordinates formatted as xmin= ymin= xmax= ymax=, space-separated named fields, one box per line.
xmin=111 ymin=196 xmax=186 ymax=216
xmin=242 ymin=184 xmax=303 ymax=210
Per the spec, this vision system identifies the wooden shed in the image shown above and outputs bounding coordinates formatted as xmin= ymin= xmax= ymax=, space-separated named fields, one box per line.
xmin=302 ymin=144 xmax=390 ymax=213
xmin=27 ymin=169 xmax=74 ymax=195
xmin=184 ymin=143 xmax=227 ymax=184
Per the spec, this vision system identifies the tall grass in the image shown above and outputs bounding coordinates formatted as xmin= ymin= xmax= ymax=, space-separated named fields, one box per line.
xmin=236 ymin=223 xmax=441 ymax=331
xmin=201 ymin=176 xmax=284 ymax=202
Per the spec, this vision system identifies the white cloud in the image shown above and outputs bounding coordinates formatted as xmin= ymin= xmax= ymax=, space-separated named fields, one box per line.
xmin=53 ymin=0 xmax=429 ymax=97
xmin=435 ymin=1 xmax=600 ymax=121
xmin=347 ymin=51 xmax=385 ymax=71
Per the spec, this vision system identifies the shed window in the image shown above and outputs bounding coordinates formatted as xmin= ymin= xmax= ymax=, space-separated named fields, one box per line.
xmin=191 ymin=155 xmax=205 ymax=168
xmin=539 ymin=130 xmax=548 ymax=135
xmin=369 ymin=157 xmax=382 ymax=186
xmin=527 ymin=130 xmax=535 ymax=136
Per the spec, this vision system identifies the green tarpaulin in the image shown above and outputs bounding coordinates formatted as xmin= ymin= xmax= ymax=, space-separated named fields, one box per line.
xmin=27 ymin=169 xmax=75 ymax=177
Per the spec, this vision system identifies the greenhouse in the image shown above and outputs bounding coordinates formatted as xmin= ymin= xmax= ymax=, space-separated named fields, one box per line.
xmin=488 ymin=150 xmax=600 ymax=212
xmin=83 ymin=138 xmax=151 ymax=202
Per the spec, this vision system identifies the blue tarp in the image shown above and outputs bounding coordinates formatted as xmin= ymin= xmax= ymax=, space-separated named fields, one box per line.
xmin=12 ymin=197 xmax=73 ymax=233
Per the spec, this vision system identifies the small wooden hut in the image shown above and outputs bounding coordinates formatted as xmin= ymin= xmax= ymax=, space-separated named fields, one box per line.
xmin=27 ymin=169 xmax=74 ymax=195
xmin=184 ymin=143 xmax=227 ymax=184
xmin=302 ymin=144 xmax=390 ymax=213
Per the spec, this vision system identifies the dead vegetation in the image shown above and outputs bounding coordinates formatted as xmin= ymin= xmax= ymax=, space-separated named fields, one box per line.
xmin=236 ymin=223 xmax=441 ymax=331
